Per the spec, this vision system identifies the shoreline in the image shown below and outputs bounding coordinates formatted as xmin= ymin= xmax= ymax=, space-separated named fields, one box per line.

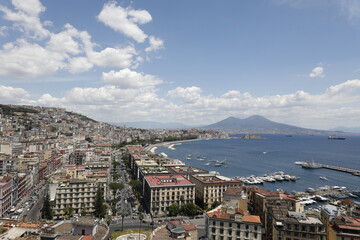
xmin=146 ymin=137 xmax=225 ymax=154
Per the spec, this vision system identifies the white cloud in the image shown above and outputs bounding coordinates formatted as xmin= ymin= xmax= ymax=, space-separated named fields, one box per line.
xmin=145 ymin=36 xmax=164 ymax=52
xmin=0 ymin=0 xmax=49 ymax=39
xmin=0 ymin=85 xmax=29 ymax=102
xmin=167 ymin=86 xmax=203 ymax=103
xmin=309 ymin=65 xmax=324 ymax=78
xmin=97 ymin=2 xmax=151 ymax=43
xmin=101 ymin=68 xmax=162 ymax=89
xmin=0 ymin=39 xmax=66 ymax=78
xmin=88 ymin=46 xmax=137 ymax=68
xmin=0 ymin=26 xmax=8 ymax=37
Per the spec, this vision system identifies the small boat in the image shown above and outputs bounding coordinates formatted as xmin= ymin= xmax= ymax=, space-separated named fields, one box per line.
xmin=214 ymin=163 xmax=222 ymax=167
xmin=205 ymin=162 xmax=211 ymax=166
xmin=320 ymin=176 xmax=328 ymax=180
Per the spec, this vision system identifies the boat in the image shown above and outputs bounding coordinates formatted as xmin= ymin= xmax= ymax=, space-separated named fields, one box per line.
xmin=214 ymin=163 xmax=222 ymax=167
xmin=301 ymin=162 xmax=322 ymax=169
xmin=314 ymin=195 xmax=329 ymax=201
xmin=328 ymin=136 xmax=346 ymax=140
xmin=205 ymin=162 xmax=211 ymax=166
xmin=320 ymin=176 xmax=328 ymax=180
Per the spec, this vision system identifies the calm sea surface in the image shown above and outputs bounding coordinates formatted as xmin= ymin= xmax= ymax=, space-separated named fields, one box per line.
xmin=155 ymin=134 xmax=360 ymax=193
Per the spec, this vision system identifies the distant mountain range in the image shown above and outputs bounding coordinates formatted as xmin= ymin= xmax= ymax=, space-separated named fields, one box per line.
xmin=201 ymin=115 xmax=354 ymax=135
xmin=111 ymin=115 xmax=360 ymax=135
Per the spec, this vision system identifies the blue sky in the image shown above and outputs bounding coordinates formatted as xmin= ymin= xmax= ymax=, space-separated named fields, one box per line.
xmin=1 ymin=0 xmax=360 ymax=129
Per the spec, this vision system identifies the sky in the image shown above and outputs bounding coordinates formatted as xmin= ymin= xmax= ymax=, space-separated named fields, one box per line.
xmin=1 ymin=0 xmax=360 ymax=130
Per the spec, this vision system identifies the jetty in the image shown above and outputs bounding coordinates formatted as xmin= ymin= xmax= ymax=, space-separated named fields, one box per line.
xmin=296 ymin=162 xmax=360 ymax=176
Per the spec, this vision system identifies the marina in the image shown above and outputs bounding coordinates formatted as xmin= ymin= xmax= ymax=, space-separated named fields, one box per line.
xmin=233 ymin=171 xmax=299 ymax=185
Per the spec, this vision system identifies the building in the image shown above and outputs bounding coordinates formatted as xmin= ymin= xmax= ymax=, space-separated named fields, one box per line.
xmin=168 ymin=166 xmax=208 ymax=180
xmin=205 ymin=200 xmax=262 ymax=240
xmin=189 ymin=174 xmax=242 ymax=207
xmin=0 ymin=175 xmax=14 ymax=216
xmin=267 ymin=199 xmax=326 ymax=240
xmin=328 ymin=215 xmax=360 ymax=240
xmin=143 ymin=174 xmax=196 ymax=216
xmin=51 ymin=179 xmax=107 ymax=218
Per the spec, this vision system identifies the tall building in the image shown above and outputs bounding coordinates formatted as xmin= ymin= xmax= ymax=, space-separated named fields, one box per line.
xmin=189 ymin=173 xmax=242 ymax=207
xmin=143 ymin=174 xmax=196 ymax=216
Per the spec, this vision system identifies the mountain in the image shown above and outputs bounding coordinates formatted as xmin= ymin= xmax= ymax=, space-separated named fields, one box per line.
xmin=202 ymin=115 xmax=349 ymax=135
xmin=111 ymin=121 xmax=190 ymax=129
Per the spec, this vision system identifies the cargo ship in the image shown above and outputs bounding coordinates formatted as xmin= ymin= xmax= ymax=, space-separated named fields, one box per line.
xmin=328 ymin=136 xmax=346 ymax=140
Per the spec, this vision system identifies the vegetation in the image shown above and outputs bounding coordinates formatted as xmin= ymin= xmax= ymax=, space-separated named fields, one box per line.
xmin=109 ymin=182 xmax=124 ymax=199
xmin=167 ymin=203 xmax=180 ymax=216
xmin=121 ymin=209 xmax=126 ymax=231
xmin=63 ymin=206 xmax=75 ymax=219
xmin=94 ymin=186 xmax=107 ymax=218
xmin=181 ymin=202 xmax=201 ymax=216
xmin=211 ymin=200 xmax=221 ymax=209
xmin=0 ymin=104 xmax=39 ymax=116
xmin=112 ymin=173 xmax=121 ymax=181
xmin=65 ymin=111 xmax=98 ymax=123
xmin=41 ymin=191 xmax=53 ymax=220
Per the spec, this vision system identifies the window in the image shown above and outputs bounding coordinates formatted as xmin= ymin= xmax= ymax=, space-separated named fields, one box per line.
xmin=220 ymin=229 xmax=224 ymax=234
xmin=220 ymin=222 xmax=224 ymax=227
xmin=246 ymin=225 xmax=249 ymax=230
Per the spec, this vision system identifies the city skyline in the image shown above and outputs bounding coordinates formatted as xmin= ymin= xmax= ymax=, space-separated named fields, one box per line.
xmin=1 ymin=0 xmax=360 ymax=129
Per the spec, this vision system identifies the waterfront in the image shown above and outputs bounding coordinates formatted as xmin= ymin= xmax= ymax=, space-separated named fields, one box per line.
xmin=155 ymin=134 xmax=360 ymax=193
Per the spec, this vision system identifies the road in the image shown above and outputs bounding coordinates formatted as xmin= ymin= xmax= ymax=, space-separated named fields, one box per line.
xmin=109 ymin=216 xmax=159 ymax=233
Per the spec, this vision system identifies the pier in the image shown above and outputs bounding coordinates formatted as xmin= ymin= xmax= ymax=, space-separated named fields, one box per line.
xmin=297 ymin=161 xmax=360 ymax=176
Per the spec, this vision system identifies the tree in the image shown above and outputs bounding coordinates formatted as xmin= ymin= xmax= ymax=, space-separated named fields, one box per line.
xmin=94 ymin=186 xmax=107 ymax=218
xmin=181 ymin=202 xmax=200 ymax=216
xmin=211 ymin=200 xmax=220 ymax=209
xmin=109 ymin=182 xmax=124 ymax=199
xmin=121 ymin=209 xmax=126 ymax=231
xmin=41 ymin=191 xmax=53 ymax=220
xmin=167 ymin=203 xmax=180 ymax=216
xmin=112 ymin=173 xmax=121 ymax=181
xmin=64 ymin=206 xmax=74 ymax=219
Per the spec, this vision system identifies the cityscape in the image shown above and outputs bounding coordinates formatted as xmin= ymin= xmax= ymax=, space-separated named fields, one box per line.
xmin=0 ymin=0 xmax=360 ymax=240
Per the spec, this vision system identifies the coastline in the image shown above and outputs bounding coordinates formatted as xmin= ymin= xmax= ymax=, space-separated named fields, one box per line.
xmin=146 ymin=137 xmax=224 ymax=154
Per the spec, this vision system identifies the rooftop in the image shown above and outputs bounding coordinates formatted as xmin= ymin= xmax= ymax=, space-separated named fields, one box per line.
xmin=145 ymin=174 xmax=195 ymax=187
xmin=192 ymin=174 xmax=242 ymax=184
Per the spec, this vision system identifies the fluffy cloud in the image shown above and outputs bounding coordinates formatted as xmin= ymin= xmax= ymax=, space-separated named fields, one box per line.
xmin=167 ymin=86 xmax=203 ymax=103
xmin=97 ymin=2 xmax=151 ymax=43
xmin=145 ymin=36 xmax=164 ymax=52
xmin=0 ymin=0 xmax=49 ymax=39
xmin=101 ymin=68 xmax=162 ymax=89
xmin=309 ymin=65 xmax=324 ymax=78
xmin=0 ymin=39 xmax=66 ymax=78
xmin=88 ymin=46 xmax=137 ymax=68
xmin=0 ymin=85 xmax=29 ymax=102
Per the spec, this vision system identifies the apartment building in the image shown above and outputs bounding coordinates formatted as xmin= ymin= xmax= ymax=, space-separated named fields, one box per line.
xmin=0 ymin=175 xmax=13 ymax=216
xmin=267 ymin=199 xmax=326 ymax=240
xmin=328 ymin=215 xmax=360 ymax=240
xmin=143 ymin=174 xmax=196 ymax=216
xmin=189 ymin=174 xmax=242 ymax=207
xmin=52 ymin=179 xmax=107 ymax=218
xmin=206 ymin=200 xmax=262 ymax=240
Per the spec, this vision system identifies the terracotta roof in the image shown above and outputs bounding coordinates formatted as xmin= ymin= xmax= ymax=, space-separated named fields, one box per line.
xmin=243 ymin=215 xmax=261 ymax=224
xmin=146 ymin=174 xmax=195 ymax=187
xmin=224 ymin=187 xmax=245 ymax=196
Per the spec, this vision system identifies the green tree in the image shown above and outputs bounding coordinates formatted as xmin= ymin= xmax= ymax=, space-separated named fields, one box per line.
xmin=211 ymin=200 xmax=221 ymax=209
xmin=94 ymin=186 xmax=107 ymax=218
xmin=181 ymin=202 xmax=200 ymax=216
xmin=167 ymin=203 xmax=180 ymax=216
xmin=41 ymin=191 xmax=53 ymax=220
xmin=64 ymin=206 xmax=74 ymax=219
xmin=109 ymin=182 xmax=124 ymax=199
xmin=112 ymin=173 xmax=121 ymax=181
xmin=121 ymin=209 xmax=126 ymax=231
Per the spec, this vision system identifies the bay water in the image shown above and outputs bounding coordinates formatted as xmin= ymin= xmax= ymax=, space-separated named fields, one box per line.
xmin=156 ymin=134 xmax=360 ymax=193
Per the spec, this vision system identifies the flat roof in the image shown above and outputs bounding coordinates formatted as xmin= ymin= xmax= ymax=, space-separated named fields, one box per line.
xmin=192 ymin=174 xmax=242 ymax=184
xmin=145 ymin=174 xmax=195 ymax=187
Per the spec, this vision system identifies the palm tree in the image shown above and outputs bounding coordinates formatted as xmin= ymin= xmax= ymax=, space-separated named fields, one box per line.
xmin=138 ymin=212 xmax=144 ymax=240
xmin=121 ymin=209 xmax=126 ymax=231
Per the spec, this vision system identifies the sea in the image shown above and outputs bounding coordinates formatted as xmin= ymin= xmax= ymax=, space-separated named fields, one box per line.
xmin=155 ymin=134 xmax=360 ymax=194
